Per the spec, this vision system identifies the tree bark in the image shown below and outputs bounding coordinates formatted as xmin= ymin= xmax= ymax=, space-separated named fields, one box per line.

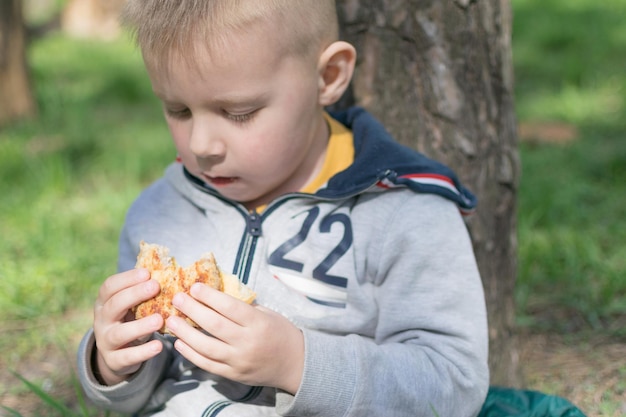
xmin=336 ymin=0 xmax=521 ymax=386
xmin=0 ymin=0 xmax=36 ymax=127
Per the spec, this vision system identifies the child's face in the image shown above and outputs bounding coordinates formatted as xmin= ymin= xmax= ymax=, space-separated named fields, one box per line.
xmin=146 ymin=28 xmax=329 ymax=210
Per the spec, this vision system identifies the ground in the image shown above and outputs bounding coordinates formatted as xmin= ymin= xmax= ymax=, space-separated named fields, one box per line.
xmin=0 ymin=308 xmax=624 ymax=416
xmin=519 ymin=330 xmax=626 ymax=417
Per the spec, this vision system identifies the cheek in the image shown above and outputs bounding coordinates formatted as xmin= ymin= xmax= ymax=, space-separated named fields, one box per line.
xmin=167 ymin=121 xmax=195 ymax=162
xmin=239 ymin=136 xmax=275 ymax=168
xmin=167 ymin=122 xmax=188 ymax=150
xmin=257 ymin=125 xmax=298 ymax=158
xmin=251 ymin=130 xmax=308 ymax=176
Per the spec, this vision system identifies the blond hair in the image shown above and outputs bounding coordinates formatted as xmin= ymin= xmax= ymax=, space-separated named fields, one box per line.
xmin=122 ymin=0 xmax=338 ymax=71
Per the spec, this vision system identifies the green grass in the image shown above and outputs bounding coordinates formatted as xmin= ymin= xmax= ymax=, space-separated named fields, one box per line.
xmin=2 ymin=372 xmax=91 ymax=417
xmin=512 ymin=0 xmax=626 ymax=335
xmin=0 ymin=34 xmax=173 ymax=338
xmin=512 ymin=0 xmax=626 ymax=125
xmin=1 ymin=0 xmax=625 ymax=414
xmin=0 ymin=34 xmax=172 ymax=413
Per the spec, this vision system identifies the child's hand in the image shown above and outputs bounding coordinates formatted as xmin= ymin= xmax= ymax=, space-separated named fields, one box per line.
xmin=166 ymin=284 xmax=305 ymax=395
xmin=92 ymin=268 xmax=164 ymax=385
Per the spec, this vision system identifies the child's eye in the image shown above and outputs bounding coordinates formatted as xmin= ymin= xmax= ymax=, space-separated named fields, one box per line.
xmin=165 ymin=107 xmax=191 ymax=120
xmin=225 ymin=109 xmax=257 ymax=123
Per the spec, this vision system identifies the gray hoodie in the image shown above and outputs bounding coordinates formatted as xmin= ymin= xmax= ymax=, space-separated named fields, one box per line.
xmin=77 ymin=108 xmax=489 ymax=417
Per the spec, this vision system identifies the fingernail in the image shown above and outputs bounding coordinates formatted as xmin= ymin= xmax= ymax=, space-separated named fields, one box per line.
xmin=137 ymin=268 xmax=150 ymax=279
xmin=150 ymin=340 xmax=162 ymax=353
xmin=172 ymin=293 xmax=184 ymax=307
xmin=190 ymin=283 xmax=202 ymax=296
xmin=145 ymin=280 xmax=158 ymax=293
xmin=166 ymin=316 xmax=178 ymax=331
xmin=150 ymin=314 xmax=162 ymax=327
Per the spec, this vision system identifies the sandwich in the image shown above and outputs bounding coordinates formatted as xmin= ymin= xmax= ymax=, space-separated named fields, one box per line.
xmin=133 ymin=241 xmax=256 ymax=334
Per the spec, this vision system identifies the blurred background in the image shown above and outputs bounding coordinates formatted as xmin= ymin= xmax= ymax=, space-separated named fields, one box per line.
xmin=0 ymin=0 xmax=624 ymax=415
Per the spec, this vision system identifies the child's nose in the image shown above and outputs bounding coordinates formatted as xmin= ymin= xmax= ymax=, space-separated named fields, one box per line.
xmin=189 ymin=119 xmax=226 ymax=158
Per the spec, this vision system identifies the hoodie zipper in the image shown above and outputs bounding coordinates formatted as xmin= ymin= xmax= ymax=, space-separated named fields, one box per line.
xmin=232 ymin=175 xmax=386 ymax=284
xmin=233 ymin=210 xmax=262 ymax=285
xmin=187 ymin=170 xmax=386 ymax=285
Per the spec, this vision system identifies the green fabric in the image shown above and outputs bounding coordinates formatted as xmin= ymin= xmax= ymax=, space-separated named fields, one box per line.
xmin=478 ymin=387 xmax=587 ymax=417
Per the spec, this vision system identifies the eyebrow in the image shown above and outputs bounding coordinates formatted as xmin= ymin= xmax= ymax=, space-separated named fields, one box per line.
xmin=213 ymin=93 xmax=271 ymax=109
xmin=153 ymin=90 xmax=271 ymax=109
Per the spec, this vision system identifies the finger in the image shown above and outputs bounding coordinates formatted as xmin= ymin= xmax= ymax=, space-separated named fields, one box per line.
xmin=97 ymin=269 xmax=151 ymax=306
xmin=166 ymin=315 xmax=232 ymax=363
xmin=98 ymin=278 xmax=160 ymax=323
xmin=97 ymin=313 xmax=163 ymax=351
xmin=123 ymin=314 xmax=164 ymax=346
xmin=172 ymin=335 xmax=272 ymax=388
xmin=171 ymin=292 xmax=243 ymax=344
xmin=105 ymin=338 xmax=164 ymax=375
xmin=172 ymin=337 xmax=233 ymax=375
xmin=189 ymin=283 xmax=255 ymax=325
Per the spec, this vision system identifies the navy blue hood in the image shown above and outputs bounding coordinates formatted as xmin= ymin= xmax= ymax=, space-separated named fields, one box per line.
xmin=321 ymin=107 xmax=477 ymax=214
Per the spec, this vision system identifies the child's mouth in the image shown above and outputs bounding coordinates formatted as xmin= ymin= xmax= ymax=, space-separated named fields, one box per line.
xmin=206 ymin=176 xmax=237 ymax=187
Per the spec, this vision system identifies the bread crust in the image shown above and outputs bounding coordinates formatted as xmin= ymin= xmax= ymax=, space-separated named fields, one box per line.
xmin=133 ymin=241 xmax=255 ymax=334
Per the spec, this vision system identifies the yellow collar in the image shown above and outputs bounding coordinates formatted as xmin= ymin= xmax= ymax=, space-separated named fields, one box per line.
xmin=299 ymin=112 xmax=354 ymax=194
xmin=254 ymin=112 xmax=354 ymax=213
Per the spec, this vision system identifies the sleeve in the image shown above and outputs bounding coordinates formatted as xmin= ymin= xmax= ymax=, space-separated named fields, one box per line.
xmin=275 ymin=195 xmax=489 ymax=417
xmin=76 ymin=329 xmax=171 ymax=414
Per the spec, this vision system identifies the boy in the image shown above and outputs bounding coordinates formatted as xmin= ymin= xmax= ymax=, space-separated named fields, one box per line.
xmin=77 ymin=1 xmax=489 ymax=416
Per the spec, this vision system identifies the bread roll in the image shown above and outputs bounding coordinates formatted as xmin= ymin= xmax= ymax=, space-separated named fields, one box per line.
xmin=133 ymin=241 xmax=255 ymax=334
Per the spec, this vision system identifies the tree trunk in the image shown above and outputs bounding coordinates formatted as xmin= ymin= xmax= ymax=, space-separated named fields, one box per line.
xmin=336 ymin=0 xmax=521 ymax=386
xmin=0 ymin=0 xmax=36 ymax=127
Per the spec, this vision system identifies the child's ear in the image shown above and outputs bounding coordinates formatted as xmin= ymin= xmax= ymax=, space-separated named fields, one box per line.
xmin=317 ymin=41 xmax=356 ymax=106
